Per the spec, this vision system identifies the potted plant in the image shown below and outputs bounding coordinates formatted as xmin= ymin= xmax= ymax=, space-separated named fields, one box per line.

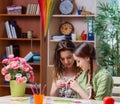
xmin=1 ymin=54 xmax=34 ymax=96
xmin=94 ymin=1 xmax=120 ymax=76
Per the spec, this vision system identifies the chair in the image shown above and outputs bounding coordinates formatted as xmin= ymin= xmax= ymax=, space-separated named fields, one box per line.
xmin=112 ymin=77 xmax=120 ymax=102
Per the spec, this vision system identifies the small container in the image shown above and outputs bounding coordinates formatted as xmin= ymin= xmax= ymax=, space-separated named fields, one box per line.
xmin=33 ymin=94 xmax=44 ymax=104
xmin=81 ymin=34 xmax=87 ymax=40
xmin=76 ymin=34 xmax=81 ymax=40
xmin=7 ymin=6 xmax=22 ymax=14
xmin=71 ymin=33 xmax=76 ymax=41
xmin=27 ymin=30 xmax=33 ymax=38
xmin=77 ymin=9 xmax=82 ymax=15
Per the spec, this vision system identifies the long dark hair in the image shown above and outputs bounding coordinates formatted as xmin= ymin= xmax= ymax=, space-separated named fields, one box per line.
xmin=53 ymin=40 xmax=79 ymax=79
xmin=74 ymin=42 xmax=96 ymax=99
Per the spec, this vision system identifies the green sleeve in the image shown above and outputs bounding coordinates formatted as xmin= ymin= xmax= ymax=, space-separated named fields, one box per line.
xmin=94 ymin=71 xmax=113 ymax=100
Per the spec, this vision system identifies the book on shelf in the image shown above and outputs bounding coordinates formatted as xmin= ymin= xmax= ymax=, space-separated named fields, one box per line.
xmin=13 ymin=45 xmax=20 ymax=57
xmin=33 ymin=56 xmax=40 ymax=63
xmin=9 ymin=24 xmax=17 ymax=38
xmin=26 ymin=3 xmax=38 ymax=14
xmin=24 ymin=51 xmax=40 ymax=62
xmin=33 ymin=52 xmax=40 ymax=63
xmin=4 ymin=21 xmax=13 ymax=38
xmin=11 ymin=21 xmax=21 ymax=38
xmin=5 ymin=20 xmax=21 ymax=38
xmin=26 ymin=3 xmax=31 ymax=14
xmin=5 ymin=46 xmax=11 ymax=57
xmin=5 ymin=45 xmax=20 ymax=57
xmin=24 ymin=51 xmax=34 ymax=62
xmin=36 ymin=4 xmax=40 ymax=14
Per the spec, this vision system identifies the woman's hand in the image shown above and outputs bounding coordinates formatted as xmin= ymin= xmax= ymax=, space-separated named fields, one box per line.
xmin=68 ymin=79 xmax=80 ymax=92
xmin=56 ymin=80 xmax=66 ymax=88
xmin=50 ymin=79 xmax=66 ymax=96
xmin=67 ymin=79 xmax=89 ymax=99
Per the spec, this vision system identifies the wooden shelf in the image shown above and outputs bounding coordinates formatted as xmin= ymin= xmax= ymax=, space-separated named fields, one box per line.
xmin=28 ymin=62 xmax=40 ymax=66
xmin=0 ymin=38 xmax=40 ymax=41
xmin=50 ymin=40 xmax=95 ymax=43
xmin=52 ymin=14 xmax=96 ymax=18
xmin=0 ymin=85 xmax=9 ymax=88
xmin=0 ymin=14 xmax=40 ymax=17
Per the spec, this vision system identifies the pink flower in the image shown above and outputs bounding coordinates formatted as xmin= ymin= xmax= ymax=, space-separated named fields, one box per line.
xmin=1 ymin=54 xmax=34 ymax=83
xmin=22 ymin=65 xmax=30 ymax=72
xmin=19 ymin=58 xmax=26 ymax=64
xmin=16 ymin=77 xmax=27 ymax=83
xmin=5 ymin=73 xmax=11 ymax=81
xmin=8 ymin=54 xmax=14 ymax=59
xmin=22 ymin=77 xmax=27 ymax=83
xmin=1 ymin=67 xmax=7 ymax=75
xmin=2 ymin=58 xmax=9 ymax=64
xmin=14 ymin=57 xmax=19 ymax=61
xmin=29 ymin=66 xmax=33 ymax=70
xmin=16 ymin=77 xmax=24 ymax=83
xmin=5 ymin=65 xmax=10 ymax=70
xmin=9 ymin=61 xmax=20 ymax=69
xmin=29 ymin=71 xmax=34 ymax=82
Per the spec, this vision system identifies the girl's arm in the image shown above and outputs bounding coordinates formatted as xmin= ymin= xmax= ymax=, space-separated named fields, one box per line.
xmin=50 ymin=80 xmax=59 ymax=96
xmin=94 ymin=73 xmax=113 ymax=100
xmin=69 ymin=80 xmax=89 ymax=99
xmin=50 ymin=79 xmax=66 ymax=96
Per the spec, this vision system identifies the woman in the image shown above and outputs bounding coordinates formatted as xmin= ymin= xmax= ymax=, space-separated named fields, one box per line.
xmin=50 ymin=40 xmax=80 ymax=98
xmin=68 ymin=42 xmax=113 ymax=100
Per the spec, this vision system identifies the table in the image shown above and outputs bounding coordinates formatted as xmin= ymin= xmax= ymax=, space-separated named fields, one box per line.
xmin=0 ymin=96 xmax=119 ymax=104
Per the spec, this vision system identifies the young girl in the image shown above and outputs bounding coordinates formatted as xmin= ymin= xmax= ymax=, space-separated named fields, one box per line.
xmin=50 ymin=40 xmax=80 ymax=98
xmin=68 ymin=42 xmax=113 ymax=100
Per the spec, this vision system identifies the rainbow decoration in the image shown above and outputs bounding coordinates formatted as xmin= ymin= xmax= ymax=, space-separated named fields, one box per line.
xmin=38 ymin=0 xmax=56 ymax=38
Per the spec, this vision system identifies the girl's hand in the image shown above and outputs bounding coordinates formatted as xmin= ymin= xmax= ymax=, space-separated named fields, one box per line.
xmin=56 ymin=80 xmax=66 ymax=88
xmin=68 ymin=79 xmax=80 ymax=92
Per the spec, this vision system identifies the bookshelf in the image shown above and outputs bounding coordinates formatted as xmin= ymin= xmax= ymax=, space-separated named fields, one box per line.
xmin=0 ymin=0 xmax=47 ymax=96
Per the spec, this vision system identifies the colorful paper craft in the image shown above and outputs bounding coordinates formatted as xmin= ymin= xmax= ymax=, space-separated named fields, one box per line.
xmin=38 ymin=0 xmax=56 ymax=38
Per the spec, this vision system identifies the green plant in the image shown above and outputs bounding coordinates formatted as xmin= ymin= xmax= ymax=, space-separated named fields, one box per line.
xmin=94 ymin=2 xmax=120 ymax=76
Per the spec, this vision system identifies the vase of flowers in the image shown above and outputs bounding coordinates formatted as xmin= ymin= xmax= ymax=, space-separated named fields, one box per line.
xmin=10 ymin=80 xmax=26 ymax=97
xmin=1 ymin=54 xmax=34 ymax=97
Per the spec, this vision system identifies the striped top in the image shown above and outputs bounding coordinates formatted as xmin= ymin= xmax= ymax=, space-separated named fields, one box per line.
xmin=77 ymin=68 xmax=113 ymax=100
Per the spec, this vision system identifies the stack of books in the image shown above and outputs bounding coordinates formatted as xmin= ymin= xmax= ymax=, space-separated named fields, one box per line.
xmin=24 ymin=51 xmax=40 ymax=63
xmin=5 ymin=45 xmax=20 ymax=57
xmin=5 ymin=20 xmax=21 ymax=38
xmin=33 ymin=52 xmax=40 ymax=63
xmin=26 ymin=3 xmax=39 ymax=15
xmin=51 ymin=35 xmax=72 ymax=41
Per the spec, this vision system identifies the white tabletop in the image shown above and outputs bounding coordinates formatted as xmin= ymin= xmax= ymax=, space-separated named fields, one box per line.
xmin=0 ymin=95 xmax=119 ymax=104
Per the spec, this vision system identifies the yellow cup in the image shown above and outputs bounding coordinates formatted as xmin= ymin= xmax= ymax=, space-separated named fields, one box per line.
xmin=33 ymin=94 xmax=44 ymax=104
xmin=76 ymin=34 xmax=81 ymax=40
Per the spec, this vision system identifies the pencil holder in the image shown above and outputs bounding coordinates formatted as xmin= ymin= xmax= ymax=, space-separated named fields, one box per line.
xmin=33 ymin=94 xmax=44 ymax=104
xmin=78 ymin=9 xmax=82 ymax=15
